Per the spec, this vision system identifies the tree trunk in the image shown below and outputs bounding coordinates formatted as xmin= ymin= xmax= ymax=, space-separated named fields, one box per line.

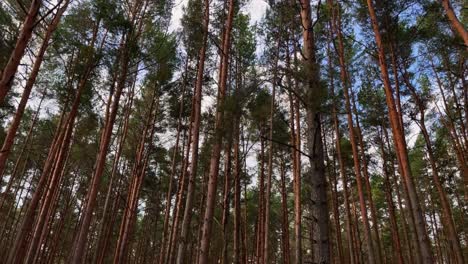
xmin=279 ymin=159 xmax=291 ymax=264
xmin=197 ymin=0 xmax=234 ymax=262
xmin=95 ymin=78 xmax=135 ymax=264
xmin=158 ymin=57 xmax=187 ymax=264
xmin=365 ymin=1 xmax=433 ymax=262
xmin=0 ymin=0 xmax=68 ymax=180
xmin=220 ymin=136 xmax=233 ymax=264
xmin=175 ymin=0 xmax=209 ymax=261
xmin=405 ymin=79 xmax=465 ymax=264
xmin=379 ymin=127 xmax=404 ymax=264
xmin=6 ymin=20 xmax=100 ymax=261
xmin=298 ymin=1 xmax=330 ymax=262
xmin=329 ymin=3 xmax=376 ymax=262
xmin=70 ymin=33 xmax=132 ymax=264
xmin=440 ymin=0 xmax=468 ymax=47
xmin=0 ymin=0 xmax=42 ymax=104
xmin=113 ymin=90 xmax=159 ymax=264
xmin=263 ymin=41 xmax=279 ymax=264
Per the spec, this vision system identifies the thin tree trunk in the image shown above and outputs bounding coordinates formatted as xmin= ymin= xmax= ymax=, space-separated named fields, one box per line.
xmin=221 ymin=138 xmax=233 ymax=264
xmin=324 ymin=26 xmax=345 ymax=264
xmin=113 ymin=89 xmax=159 ymax=264
xmin=158 ymin=57 xmax=188 ymax=264
xmin=174 ymin=0 xmax=209 ymax=261
xmin=279 ymin=159 xmax=291 ymax=264
xmin=6 ymin=21 xmax=100 ymax=260
xmin=379 ymin=127 xmax=404 ymax=264
xmin=95 ymin=78 xmax=135 ymax=264
xmin=197 ymin=0 xmax=234 ymax=261
xmin=329 ymin=3 xmax=376 ymax=262
xmin=405 ymin=80 xmax=465 ymax=264
xmin=383 ymin=127 xmax=415 ymax=264
xmin=263 ymin=41 xmax=279 ymax=264
xmin=69 ymin=11 xmax=142 ymax=259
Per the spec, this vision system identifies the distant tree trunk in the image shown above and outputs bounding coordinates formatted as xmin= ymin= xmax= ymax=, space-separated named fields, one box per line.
xmin=383 ymin=126 xmax=415 ymax=264
xmin=405 ymin=77 xmax=465 ymax=264
xmin=365 ymin=1 xmax=433 ymax=262
xmin=324 ymin=28 xmax=344 ymax=264
xmin=440 ymin=0 xmax=468 ymax=47
xmin=113 ymin=89 xmax=159 ymax=264
xmin=167 ymin=125 xmax=191 ymax=264
xmin=430 ymin=61 xmax=468 ymax=199
xmin=378 ymin=127 xmax=404 ymax=264
xmin=263 ymin=41 xmax=279 ymax=264
xmin=298 ymin=1 xmax=330 ymax=262
xmin=70 ymin=34 xmax=132 ymax=264
xmin=0 ymin=93 xmax=43 ymax=208
xmin=279 ymin=159 xmax=291 ymax=264
xmin=175 ymin=0 xmax=209 ymax=261
xmin=0 ymin=1 xmax=68 ymax=180
xmin=232 ymin=58 xmax=243 ymax=264
xmin=158 ymin=57 xmax=187 ymax=264
xmin=220 ymin=136 xmax=233 ymax=264
xmin=256 ymin=134 xmax=266 ymax=264
xmin=0 ymin=0 xmax=42 ymax=104
xmin=351 ymin=91 xmax=384 ymax=263
xmin=25 ymin=129 xmax=73 ymax=264
xmin=7 ymin=20 xmax=100 ymax=262
xmin=197 ymin=0 xmax=234 ymax=262
xmin=287 ymin=39 xmax=302 ymax=264
xmin=95 ymin=78 xmax=135 ymax=264
xmin=329 ymin=3 xmax=375 ymax=262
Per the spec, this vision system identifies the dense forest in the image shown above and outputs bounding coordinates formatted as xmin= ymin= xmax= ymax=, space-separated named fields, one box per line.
xmin=0 ymin=0 xmax=466 ymax=263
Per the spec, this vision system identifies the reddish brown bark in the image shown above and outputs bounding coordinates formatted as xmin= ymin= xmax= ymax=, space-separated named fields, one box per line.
xmin=220 ymin=138 xmax=233 ymax=264
xmin=324 ymin=35 xmax=345 ymax=264
xmin=0 ymin=1 xmax=68 ymax=180
xmin=70 ymin=36 xmax=131 ymax=264
xmin=174 ymin=0 xmax=209 ymax=261
xmin=158 ymin=58 xmax=187 ymax=264
xmin=405 ymin=74 xmax=465 ymax=264
xmin=329 ymin=2 xmax=375 ymax=262
xmin=0 ymin=0 xmax=42 ymax=104
xmin=113 ymin=89 xmax=159 ymax=264
xmin=95 ymin=79 xmax=135 ymax=264
xmin=379 ymin=127 xmax=404 ymax=264
xmin=7 ymin=20 xmax=100 ymax=262
xmin=441 ymin=0 xmax=468 ymax=47
xmin=197 ymin=0 xmax=234 ymax=261
xmin=365 ymin=1 xmax=433 ymax=262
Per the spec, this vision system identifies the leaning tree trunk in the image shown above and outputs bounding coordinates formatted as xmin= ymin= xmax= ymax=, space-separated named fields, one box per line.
xmin=365 ymin=1 xmax=433 ymax=262
xmin=405 ymin=78 xmax=465 ymax=264
xmin=0 ymin=0 xmax=69 ymax=180
xmin=70 ymin=34 xmax=131 ymax=264
xmin=0 ymin=0 xmax=42 ymax=104
xmin=440 ymin=0 xmax=468 ymax=47
xmin=329 ymin=2 xmax=375 ymax=262
xmin=7 ymin=21 xmax=100 ymax=263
